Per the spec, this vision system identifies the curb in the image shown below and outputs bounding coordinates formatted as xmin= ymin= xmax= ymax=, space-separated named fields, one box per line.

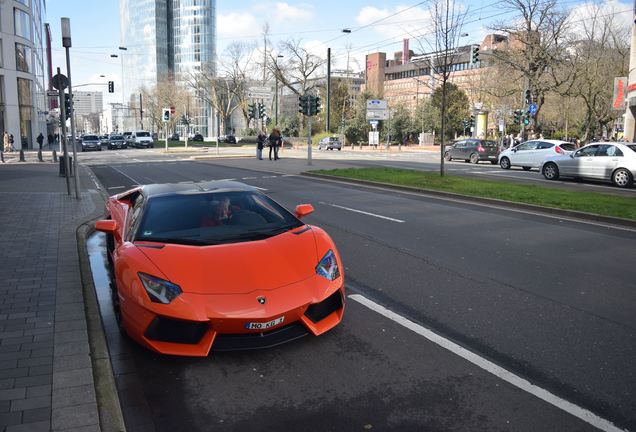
xmin=302 ymin=172 xmax=636 ymax=230
xmin=76 ymin=166 xmax=127 ymax=432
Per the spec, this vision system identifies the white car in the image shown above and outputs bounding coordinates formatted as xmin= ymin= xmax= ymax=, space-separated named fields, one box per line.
xmin=131 ymin=131 xmax=154 ymax=148
xmin=499 ymin=139 xmax=576 ymax=170
xmin=541 ymin=142 xmax=636 ymax=188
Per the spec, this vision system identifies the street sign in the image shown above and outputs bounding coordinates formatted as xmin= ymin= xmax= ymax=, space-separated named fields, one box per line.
xmin=52 ymin=73 xmax=68 ymax=90
xmin=498 ymin=118 xmax=505 ymax=132
xmin=248 ymin=86 xmax=272 ymax=99
xmin=366 ymin=110 xmax=389 ymax=120
xmin=47 ymin=90 xmax=59 ymax=97
xmin=528 ymin=103 xmax=538 ymax=115
xmin=369 ymin=131 xmax=379 ymax=145
xmin=367 ymin=99 xmax=387 ymax=109
xmin=369 ymin=120 xmax=379 ymax=127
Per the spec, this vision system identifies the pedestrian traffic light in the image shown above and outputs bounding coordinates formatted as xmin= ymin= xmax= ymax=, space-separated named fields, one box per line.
xmin=257 ymin=102 xmax=266 ymax=119
xmin=108 ymin=81 xmax=114 ymax=93
xmin=64 ymin=93 xmax=71 ymax=120
xmin=298 ymin=95 xmax=309 ymax=116
xmin=162 ymin=108 xmax=170 ymax=122
xmin=523 ymin=116 xmax=530 ymax=126
xmin=471 ymin=45 xmax=480 ymax=64
xmin=524 ymin=89 xmax=532 ymax=105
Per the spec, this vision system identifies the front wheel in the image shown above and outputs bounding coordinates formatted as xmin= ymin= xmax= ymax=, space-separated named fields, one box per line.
xmin=469 ymin=153 xmax=479 ymax=164
xmin=612 ymin=168 xmax=634 ymax=188
xmin=444 ymin=152 xmax=452 ymax=161
xmin=542 ymin=162 xmax=559 ymax=181
xmin=499 ymin=157 xmax=511 ymax=169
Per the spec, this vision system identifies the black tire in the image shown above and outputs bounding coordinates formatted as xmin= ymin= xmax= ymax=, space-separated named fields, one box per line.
xmin=338 ymin=148 xmax=341 ymax=151
xmin=499 ymin=157 xmax=511 ymax=169
xmin=490 ymin=160 xmax=498 ymax=165
xmin=110 ymin=278 xmax=127 ymax=336
xmin=469 ymin=153 xmax=479 ymax=164
xmin=444 ymin=152 xmax=452 ymax=161
xmin=542 ymin=162 xmax=559 ymax=180
xmin=612 ymin=168 xmax=633 ymax=188
xmin=522 ymin=166 xmax=531 ymax=171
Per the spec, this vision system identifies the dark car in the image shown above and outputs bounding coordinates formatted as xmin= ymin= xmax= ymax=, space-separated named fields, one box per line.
xmin=191 ymin=133 xmax=204 ymax=142
xmin=81 ymin=134 xmax=102 ymax=152
xmin=169 ymin=133 xmax=180 ymax=141
xmin=444 ymin=139 xmax=499 ymax=164
xmin=219 ymin=134 xmax=237 ymax=144
xmin=108 ymin=135 xmax=126 ymax=150
xmin=318 ymin=136 xmax=342 ymax=150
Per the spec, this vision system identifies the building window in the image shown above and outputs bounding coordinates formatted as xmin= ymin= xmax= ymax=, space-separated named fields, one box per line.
xmin=17 ymin=78 xmax=32 ymax=149
xmin=14 ymin=8 xmax=31 ymax=41
xmin=15 ymin=43 xmax=32 ymax=72
xmin=16 ymin=0 xmax=30 ymax=6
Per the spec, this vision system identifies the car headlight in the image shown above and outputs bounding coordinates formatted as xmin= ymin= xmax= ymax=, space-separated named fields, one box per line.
xmin=316 ymin=250 xmax=340 ymax=281
xmin=138 ymin=272 xmax=182 ymax=304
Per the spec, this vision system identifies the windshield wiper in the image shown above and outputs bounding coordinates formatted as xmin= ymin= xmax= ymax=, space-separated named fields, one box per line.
xmin=135 ymin=237 xmax=218 ymax=246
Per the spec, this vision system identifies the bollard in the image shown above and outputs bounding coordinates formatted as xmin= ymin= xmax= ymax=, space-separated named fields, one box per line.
xmin=52 ymin=149 xmax=58 ymax=162
xmin=1 ymin=151 xmax=4 ymax=163
xmin=37 ymin=150 xmax=43 ymax=162
xmin=19 ymin=149 xmax=25 ymax=162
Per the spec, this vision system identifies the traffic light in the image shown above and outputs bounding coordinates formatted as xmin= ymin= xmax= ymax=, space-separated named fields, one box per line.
xmin=471 ymin=45 xmax=480 ymax=64
xmin=513 ymin=109 xmax=522 ymax=125
xmin=108 ymin=81 xmax=114 ymax=93
xmin=469 ymin=115 xmax=475 ymax=128
xmin=298 ymin=95 xmax=309 ymax=115
xmin=257 ymin=102 xmax=266 ymax=119
xmin=523 ymin=115 xmax=530 ymax=126
xmin=64 ymin=93 xmax=71 ymax=120
xmin=248 ymin=103 xmax=257 ymax=119
xmin=310 ymin=96 xmax=321 ymax=116
xmin=162 ymin=108 xmax=170 ymax=122
xmin=524 ymin=89 xmax=532 ymax=105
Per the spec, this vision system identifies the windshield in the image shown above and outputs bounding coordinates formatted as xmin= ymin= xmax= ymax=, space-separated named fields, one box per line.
xmin=627 ymin=145 xmax=636 ymax=153
xmin=83 ymin=135 xmax=98 ymax=141
xmin=483 ymin=141 xmax=498 ymax=148
xmin=136 ymin=132 xmax=150 ymax=137
xmin=135 ymin=190 xmax=304 ymax=246
xmin=111 ymin=135 xmax=123 ymax=140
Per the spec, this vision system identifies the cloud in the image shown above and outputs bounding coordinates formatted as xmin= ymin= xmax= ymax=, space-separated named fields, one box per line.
xmin=274 ymin=2 xmax=313 ymax=21
xmin=355 ymin=4 xmax=433 ymax=43
xmin=217 ymin=12 xmax=260 ymax=39
xmin=567 ymin=0 xmax=632 ymax=38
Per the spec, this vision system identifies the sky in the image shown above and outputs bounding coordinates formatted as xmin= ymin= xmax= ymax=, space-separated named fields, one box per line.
xmin=45 ymin=0 xmax=633 ymax=107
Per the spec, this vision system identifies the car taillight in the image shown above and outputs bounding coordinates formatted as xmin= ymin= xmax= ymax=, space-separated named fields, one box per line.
xmin=555 ymin=146 xmax=563 ymax=154
xmin=477 ymin=145 xmax=485 ymax=152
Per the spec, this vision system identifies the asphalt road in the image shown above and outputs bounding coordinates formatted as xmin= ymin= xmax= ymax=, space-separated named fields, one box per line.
xmin=87 ymin=158 xmax=636 ymax=432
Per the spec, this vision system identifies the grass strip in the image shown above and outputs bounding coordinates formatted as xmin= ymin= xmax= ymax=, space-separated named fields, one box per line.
xmin=313 ymin=167 xmax=636 ymax=221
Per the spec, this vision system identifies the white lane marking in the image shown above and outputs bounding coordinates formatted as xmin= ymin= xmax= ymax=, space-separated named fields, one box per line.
xmin=217 ymin=178 xmax=236 ymax=181
xmin=261 ymin=175 xmax=278 ymax=178
xmin=250 ymin=185 xmax=268 ymax=191
xmin=349 ymin=294 xmax=627 ymax=432
xmin=107 ymin=186 xmax=126 ymax=190
xmin=241 ymin=176 xmax=257 ymax=180
xmin=320 ymin=202 xmax=405 ymax=223
xmin=110 ymin=165 xmax=140 ymax=185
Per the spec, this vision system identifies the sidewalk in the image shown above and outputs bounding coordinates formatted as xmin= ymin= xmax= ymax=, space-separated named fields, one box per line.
xmin=0 ymin=162 xmax=118 ymax=432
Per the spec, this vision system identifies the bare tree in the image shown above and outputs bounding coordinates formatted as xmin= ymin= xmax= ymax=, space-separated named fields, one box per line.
xmin=140 ymin=75 xmax=189 ymax=136
xmin=562 ymin=2 xmax=629 ymax=140
xmin=268 ymin=39 xmax=325 ymax=96
xmin=489 ymin=0 xmax=572 ymax=131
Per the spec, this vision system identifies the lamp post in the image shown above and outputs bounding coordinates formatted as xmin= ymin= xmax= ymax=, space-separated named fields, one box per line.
xmin=61 ymin=17 xmax=80 ymax=199
xmin=110 ymin=46 xmax=127 ymax=129
xmin=275 ymin=55 xmax=283 ymax=127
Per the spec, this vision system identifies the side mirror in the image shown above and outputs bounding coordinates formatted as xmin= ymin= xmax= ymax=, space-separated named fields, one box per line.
xmin=512 ymin=148 xmax=517 ymax=153
xmin=570 ymin=153 xmax=574 ymax=158
xmin=95 ymin=220 xmax=121 ymax=241
xmin=295 ymin=204 xmax=314 ymax=219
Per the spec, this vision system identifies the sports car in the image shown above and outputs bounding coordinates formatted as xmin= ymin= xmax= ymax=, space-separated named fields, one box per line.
xmin=95 ymin=181 xmax=345 ymax=356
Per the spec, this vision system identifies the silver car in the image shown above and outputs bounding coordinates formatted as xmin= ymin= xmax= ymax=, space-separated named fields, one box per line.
xmin=499 ymin=139 xmax=576 ymax=170
xmin=541 ymin=142 xmax=636 ymax=188
xmin=318 ymin=136 xmax=342 ymax=150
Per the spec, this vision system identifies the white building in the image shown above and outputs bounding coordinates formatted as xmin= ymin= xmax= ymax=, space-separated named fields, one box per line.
xmin=0 ymin=0 xmax=47 ymax=149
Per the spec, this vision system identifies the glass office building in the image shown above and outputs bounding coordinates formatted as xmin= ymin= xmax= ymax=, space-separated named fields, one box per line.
xmin=0 ymin=0 xmax=47 ymax=149
xmin=120 ymin=0 xmax=216 ymax=136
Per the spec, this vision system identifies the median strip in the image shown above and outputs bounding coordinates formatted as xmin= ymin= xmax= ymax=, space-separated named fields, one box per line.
xmin=308 ymin=168 xmax=636 ymax=223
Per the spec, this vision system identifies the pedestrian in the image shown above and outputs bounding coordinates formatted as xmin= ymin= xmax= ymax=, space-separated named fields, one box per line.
xmin=3 ymin=131 xmax=10 ymax=153
xmin=9 ymin=134 xmax=14 ymax=151
xmin=268 ymin=128 xmax=282 ymax=161
xmin=256 ymin=130 xmax=266 ymax=160
xmin=47 ymin=133 xmax=54 ymax=148
xmin=36 ymin=133 xmax=44 ymax=150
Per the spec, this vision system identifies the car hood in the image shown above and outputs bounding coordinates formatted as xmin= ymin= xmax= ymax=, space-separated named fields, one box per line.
xmin=136 ymin=229 xmax=317 ymax=294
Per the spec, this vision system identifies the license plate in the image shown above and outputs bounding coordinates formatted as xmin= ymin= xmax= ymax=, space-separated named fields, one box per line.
xmin=244 ymin=316 xmax=284 ymax=330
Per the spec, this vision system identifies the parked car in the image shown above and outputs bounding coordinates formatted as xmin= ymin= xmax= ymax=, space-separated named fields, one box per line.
xmin=99 ymin=135 xmax=110 ymax=146
xmin=318 ymin=136 xmax=342 ymax=151
xmin=108 ymin=135 xmax=126 ymax=150
xmin=169 ymin=133 xmax=180 ymax=141
xmin=80 ymin=134 xmax=101 ymax=152
xmin=218 ymin=134 xmax=237 ymax=144
xmin=123 ymin=132 xmax=133 ymax=146
xmin=444 ymin=139 xmax=499 ymax=164
xmin=541 ymin=142 xmax=636 ymax=188
xmin=499 ymin=139 xmax=576 ymax=171
xmin=94 ymin=181 xmax=345 ymax=356
xmin=191 ymin=133 xmax=204 ymax=142
xmin=131 ymin=131 xmax=154 ymax=148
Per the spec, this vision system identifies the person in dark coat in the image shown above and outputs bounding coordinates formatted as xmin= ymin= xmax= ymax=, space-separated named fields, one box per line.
xmin=256 ymin=130 xmax=266 ymax=160
xmin=268 ymin=128 xmax=282 ymax=161
xmin=36 ymin=133 xmax=44 ymax=150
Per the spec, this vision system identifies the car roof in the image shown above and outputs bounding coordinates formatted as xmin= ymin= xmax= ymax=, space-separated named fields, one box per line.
xmin=526 ymin=139 xmax=569 ymax=144
xmin=141 ymin=181 xmax=257 ymax=199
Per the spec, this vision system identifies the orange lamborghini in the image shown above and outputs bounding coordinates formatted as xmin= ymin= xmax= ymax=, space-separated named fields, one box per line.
xmin=95 ymin=181 xmax=345 ymax=356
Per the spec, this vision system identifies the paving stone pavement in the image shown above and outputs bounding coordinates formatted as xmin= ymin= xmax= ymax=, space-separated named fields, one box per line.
xmin=0 ymin=163 xmax=111 ymax=432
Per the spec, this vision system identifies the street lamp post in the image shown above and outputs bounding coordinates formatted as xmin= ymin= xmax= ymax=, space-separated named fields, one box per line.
xmin=275 ymin=55 xmax=283 ymax=127
xmin=61 ymin=17 xmax=80 ymax=199
xmin=110 ymin=46 xmax=127 ymax=129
